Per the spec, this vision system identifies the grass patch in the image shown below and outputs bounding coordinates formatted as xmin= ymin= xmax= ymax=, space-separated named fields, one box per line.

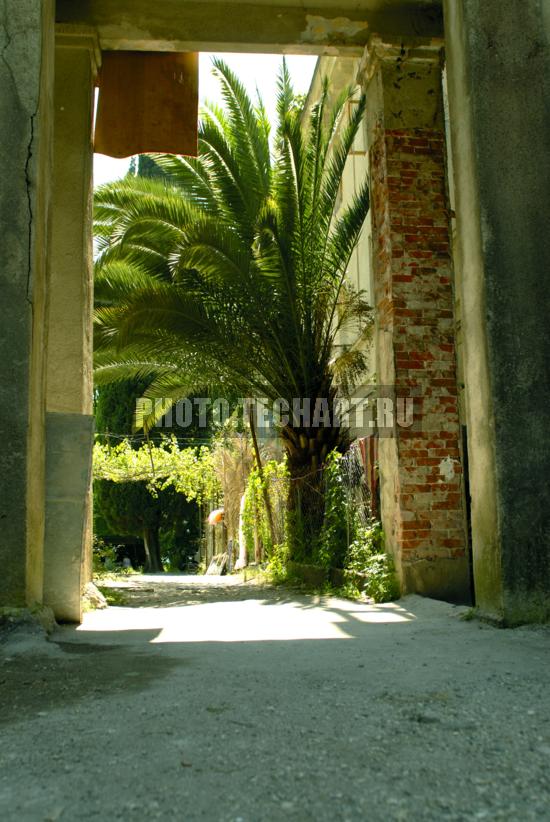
xmin=95 ymin=585 xmax=129 ymax=606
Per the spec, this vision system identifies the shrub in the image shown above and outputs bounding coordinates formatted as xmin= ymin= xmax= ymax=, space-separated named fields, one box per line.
xmin=345 ymin=521 xmax=399 ymax=603
xmin=346 ymin=521 xmax=384 ymax=572
xmin=92 ymin=536 xmax=118 ymax=575
xmin=267 ymin=543 xmax=291 ymax=584
xmin=361 ymin=553 xmax=400 ymax=603
xmin=316 ymin=450 xmax=350 ymax=569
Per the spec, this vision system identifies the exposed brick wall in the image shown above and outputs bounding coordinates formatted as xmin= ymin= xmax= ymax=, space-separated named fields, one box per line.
xmin=370 ymin=125 xmax=468 ymax=594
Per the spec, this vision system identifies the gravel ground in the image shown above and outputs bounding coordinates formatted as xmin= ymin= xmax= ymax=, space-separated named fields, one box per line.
xmin=1 ymin=576 xmax=550 ymax=821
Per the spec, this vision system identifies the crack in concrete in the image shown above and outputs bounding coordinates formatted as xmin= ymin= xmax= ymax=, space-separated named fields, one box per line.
xmin=1 ymin=4 xmax=38 ymax=306
xmin=24 ymin=112 xmax=36 ymax=306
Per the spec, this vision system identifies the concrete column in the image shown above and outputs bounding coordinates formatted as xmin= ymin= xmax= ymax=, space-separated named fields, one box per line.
xmin=443 ymin=1 xmax=550 ymax=623
xmin=360 ymin=37 xmax=470 ymax=603
xmin=0 ymin=1 xmax=55 ymax=609
xmin=42 ymin=27 xmax=99 ymax=622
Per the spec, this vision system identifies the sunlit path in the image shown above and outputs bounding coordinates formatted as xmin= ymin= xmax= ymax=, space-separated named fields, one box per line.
xmin=77 ymin=576 xmax=414 ymax=643
xmin=2 ymin=581 xmax=550 ymax=821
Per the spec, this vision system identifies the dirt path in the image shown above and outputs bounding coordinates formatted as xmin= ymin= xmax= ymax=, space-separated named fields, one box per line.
xmin=1 ymin=577 xmax=550 ymax=821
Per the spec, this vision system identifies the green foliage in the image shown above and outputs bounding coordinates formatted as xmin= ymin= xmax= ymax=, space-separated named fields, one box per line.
xmin=93 ymin=436 xmax=220 ymax=502
xmin=94 ymin=380 xmax=162 ymax=564
xmin=95 ymin=379 xmax=138 ymax=434
xmin=95 ymin=585 xmax=129 ymax=606
xmin=262 ymin=449 xmax=398 ymax=602
xmin=93 ymin=61 xmax=373 ymax=562
xmin=360 ymin=554 xmax=400 ymax=603
xmin=316 ymin=451 xmax=349 ymax=569
xmin=241 ymin=469 xmax=262 ymax=560
xmin=266 ymin=543 xmax=291 ymax=584
xmin=345 ymin=521 xmax=399 ymax=603
xmin=284 ymin=504 xmax=309 ymax=565
xmin=92 ymin=536 xmax=118 ymax=575
xmin=242 ymin=458 xmax=288 ymax=562
xmin=345 ymin=520 xmax=384 ymax=572
xmin=94 ymin=478 xmax=160 ymax=537
xmin=92 ymin=60 xmax=372 ymax=481
xmin=136 ymin=153 xmax=167 ymax=180
xmin=94 ymin=380 xmax=207 ymax=571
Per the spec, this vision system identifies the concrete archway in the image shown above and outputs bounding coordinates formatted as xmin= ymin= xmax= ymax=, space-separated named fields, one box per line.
xmin=1 ymin=0 xmax=549 ymax=624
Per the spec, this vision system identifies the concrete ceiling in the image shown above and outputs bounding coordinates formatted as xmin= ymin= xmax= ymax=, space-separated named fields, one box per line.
xmin=56 ymin=1 xmax=443 ymax=55
xmin=109 ymin=0 xmax=440 ymax=6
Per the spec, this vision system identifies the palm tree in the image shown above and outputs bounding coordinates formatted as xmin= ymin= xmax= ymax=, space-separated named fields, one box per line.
xmin=94 ymin=59 xmax=372 ymax=560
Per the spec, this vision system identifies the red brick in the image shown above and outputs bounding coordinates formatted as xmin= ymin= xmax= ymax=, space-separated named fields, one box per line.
xmin=369 ymin=124 xmax=465 ymax=570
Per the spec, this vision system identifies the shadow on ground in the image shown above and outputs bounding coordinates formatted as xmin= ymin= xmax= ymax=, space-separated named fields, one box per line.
xmin=1 ymin=578 xmax=550 ymax=821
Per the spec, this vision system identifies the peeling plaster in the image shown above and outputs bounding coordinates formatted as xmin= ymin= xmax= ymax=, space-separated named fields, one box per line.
xmin=301 ymin=15 xmax=368 ymax=46
xmin=439 ymin=456 xmax=458 ymax=483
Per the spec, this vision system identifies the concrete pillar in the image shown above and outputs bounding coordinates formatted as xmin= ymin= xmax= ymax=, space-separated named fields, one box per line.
xmin=443 ymin=1 xmax=550 ymax=623
xmin=0 ymin=1 xmax=55 ymax=609
xmin=42 ymin=27 xmax=99 ymax=622
xmin=360 ymin=38 xmax=470 ymax=603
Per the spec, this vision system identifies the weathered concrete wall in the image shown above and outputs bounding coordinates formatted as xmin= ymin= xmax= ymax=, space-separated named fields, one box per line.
xmin=361 ymin=39 xmax=470 ymax=603
xmin=55 ymin=0 xmax=443 ymax=54
xmin=444 ymin=0 xmax=550 ymax=623
xmin=0 ymin=0 xmax=54 ymax=607
xmin=47 ymin=40 xmax=95 ymax=417
xmin=43 ymin=412 xmax=93 ymax=622
xmin=43 ymin=31 xmax=98 ymax=621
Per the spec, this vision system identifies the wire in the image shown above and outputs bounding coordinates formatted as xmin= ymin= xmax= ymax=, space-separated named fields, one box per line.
xmin=94 ymin=431 xmax=215 ymax=445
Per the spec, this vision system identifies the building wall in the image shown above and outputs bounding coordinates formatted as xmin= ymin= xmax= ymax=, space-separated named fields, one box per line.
xmin=312 ymin=47 xmax=469 ymax=602
xmin=443 ymin=0 xmax=550 ymax=622
xmin=0 ymin=0 xmax=55 ymax=608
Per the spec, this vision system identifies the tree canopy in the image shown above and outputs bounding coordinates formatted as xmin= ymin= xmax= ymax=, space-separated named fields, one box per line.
xmin=93 ymin=59 xmax=372 ymax=559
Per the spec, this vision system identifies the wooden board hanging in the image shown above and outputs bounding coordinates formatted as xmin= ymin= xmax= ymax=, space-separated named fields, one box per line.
xmin=94 ymin=51 xmax=198 ymax=158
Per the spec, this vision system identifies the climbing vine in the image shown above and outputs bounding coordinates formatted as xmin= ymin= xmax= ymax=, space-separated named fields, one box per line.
xmin=93 ymin=435 xmax=221 ymax=504
xmin=242 ymin=458 xmax=289 ymax=561
xmin=316 ymin=450 xmax=351 ymax=569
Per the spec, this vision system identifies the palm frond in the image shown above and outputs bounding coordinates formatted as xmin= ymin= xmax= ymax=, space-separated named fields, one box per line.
xmin=93 ymin=65 xmax=373 ymax=448
xmin=211 ymin=58 xmax=271 ymax=198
